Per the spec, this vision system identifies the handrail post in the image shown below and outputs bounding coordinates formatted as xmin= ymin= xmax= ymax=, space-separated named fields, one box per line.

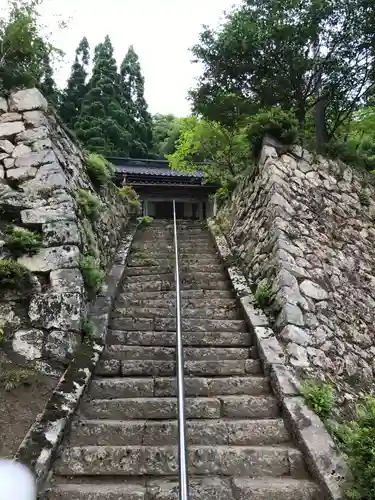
xmin=172 ymin=200 xmax=189 ymax=500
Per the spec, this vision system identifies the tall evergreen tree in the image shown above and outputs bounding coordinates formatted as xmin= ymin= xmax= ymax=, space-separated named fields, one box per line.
xmin=120 ymin=46 xmax=153 ymax=157
xmin=40 ymin=53 xmax=59 ymax=107
xmin=75 ymin=36 xmax=131 ymax=155
xmin=59 ymin=37 xmax=90 ymax=129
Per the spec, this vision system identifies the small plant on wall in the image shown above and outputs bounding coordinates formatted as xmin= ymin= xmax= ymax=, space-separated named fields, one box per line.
xmin=85 ymin=152 xmax=114 ymax=189
xmin=77 ymin=189 xmax=102 ymax=222
xmin=0 ymin=259 xmax=33 ymax=292
xmin=118 ymin=185 xmax=141 ymax=213
xmin=4 ymin=226 xmax=42 ymax=257
xmin=79 ymin=254 xmax=105 ymax=296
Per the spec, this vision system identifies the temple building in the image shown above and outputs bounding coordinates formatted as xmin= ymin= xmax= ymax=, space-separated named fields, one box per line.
xmin=109 ymin=157 xmax=218 ymax=220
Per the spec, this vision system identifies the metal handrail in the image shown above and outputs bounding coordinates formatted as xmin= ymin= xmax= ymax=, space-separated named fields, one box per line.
xmin=172 ymin=200 xmax=189 ymax=500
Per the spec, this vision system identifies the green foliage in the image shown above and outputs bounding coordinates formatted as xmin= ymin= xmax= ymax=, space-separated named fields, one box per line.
xmin=0 ymin=259 xmax=33 ymax=291
xmin=248 ymin=109 xmax=298 ymax=157
xmin=75 ymin=36 xmax=132 ymax=156
xmin=168 ymin=116 xmax=251 ymax=184
xmin=152 ymin=114 xmax=183 ymax=158
xmin=191 ymin=0 xmax=374 ymax=147
xmin=301 ymin=379 xmax=336 ymax=421
xmin=336 ymin=396 xmax=375 ymax=500
xmin=118 ymin=185 xmax=141 ymax=212
xmin=79 ymin=254 xmax=105 ymax=295
xmin=4 ymin=226 xmax=42 ymax=256
xmin=81 ymin=318 xmax=96 ymax=343
xmin=254 ymin=282 xmax=274 ymax=309
xmin=59 ymin=37 xmax=90 ymax=129
xmin=77 ymin=189 xmax=102 ymax=221
xmin=0 ymin=362 xmax=37 ymax=391
xmin=0 ymin=0 xmax=62 ymax=96
xmin=142 ymin=216 xmax=153 ymax=225
xmin=85 ymin=152 xmax=113 ymax=188
xmin=120 ymin=45 xmax=153 ymax=157
xmin=359 ymin=190 xmax=370 ymax=207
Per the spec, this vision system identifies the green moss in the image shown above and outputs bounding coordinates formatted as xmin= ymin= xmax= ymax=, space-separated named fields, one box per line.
xmin=77 ymin=189 xmax=102 ymax=221
xmin=4 ymin=226 xmax=42 ymax=256
xmin=359 ymin=189 xmax=370 ymax=207
xmin=301 ymin=379 xmax=336 ymax=421
xmin=142 ymin=216 xmax=153 ymax=225
xmin=0 ymin=259 xmax=33 ymax=291
xmin=85 ymin=152 xmax=114 ymax=188
xmin=79 ymin=254 xmax=105 ymax=295
xmin=81 ymin=318 xmax=96 ymax=344
xmin=0 ymin=324 xmax=5 ymax=347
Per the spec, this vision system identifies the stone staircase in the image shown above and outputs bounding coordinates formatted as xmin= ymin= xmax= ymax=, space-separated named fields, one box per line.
xmin=47 ymin=220 xmax=321 ymax=500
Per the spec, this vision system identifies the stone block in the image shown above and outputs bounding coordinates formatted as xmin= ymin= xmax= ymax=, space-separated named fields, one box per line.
xmin=18 ymin=245 xmax=80 ymax=272
xmin=12 ymin=329 xmax=44 ymax=360
xmin=44 ymin=330 xmax=80 ymax=364
xmin=29 ymin=291 xmax=82 ymax=331
xmin=42 ymin=220 xmax=81 ymax=246
xmin=0 ymin=139 xmax=14 ymax=154
xmin=0 ymin=120 xmax=25 ymax=138
xmin=9 ymin=88 xmax=48 ymax=112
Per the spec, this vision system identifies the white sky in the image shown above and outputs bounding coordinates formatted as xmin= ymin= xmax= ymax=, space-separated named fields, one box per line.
xmin=1 ymin=0 xmax=239 ymax=116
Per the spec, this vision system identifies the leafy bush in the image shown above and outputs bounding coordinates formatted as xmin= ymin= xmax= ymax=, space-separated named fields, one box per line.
xmin=4 ymin=226 xmax=42 ymax=256
xmin=331 ymin=395 xmax=375 ymax=500
xmin=142 ymin=216 xmax=153 ymax=225
xmin=118 ymin=185 xmax=141 ymax=212
xmin=85 ymin=152 xmax=114 ymax=188
xmin=301 ymin=379 xmax=336 ymax=421
xmin=79 ymin=255 xmax=105 ymax=295
xmin=77 ymin=189 xmax=102 ymax=221
xmin=248 ymin=108 xmax=298 ymax=157
xmin=323 ymin=141 xmax=375 ymax=173
xmin=254 ymin=282 xmax=274 ymax=308
xmin=0 ymin=259 xmax=33 ymax=291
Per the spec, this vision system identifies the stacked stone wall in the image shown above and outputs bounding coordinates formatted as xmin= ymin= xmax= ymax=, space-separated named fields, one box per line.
xmin=0 ymin=88 xmax=133 ymax=371
xmin=217 ymin=137 xmax=375 ymax=416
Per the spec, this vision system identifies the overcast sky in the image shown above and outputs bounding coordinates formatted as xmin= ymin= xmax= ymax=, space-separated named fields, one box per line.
xmin=4 ymin=0 xmax=239 ymax=117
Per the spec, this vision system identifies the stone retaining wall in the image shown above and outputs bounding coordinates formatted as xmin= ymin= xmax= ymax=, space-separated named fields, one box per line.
xmin=216 ymin=137 xmax=375 ymax=417
xmin=0 ymin=88 xmax=134 ymax=371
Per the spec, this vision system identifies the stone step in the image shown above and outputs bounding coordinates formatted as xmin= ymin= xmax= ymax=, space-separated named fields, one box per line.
xmin=131 ymin=251 xmax=218 ymax=259
xmin=109 ymin=317 xmax=247 ymax=332
xmin=123 ymin=280 xmax=231 ymax=292
xmin=125 ymin=271 xmax=226 ymax=281
xmin=47 ymin=477 xmax=320 ymax=500
xmin=125 ymin=264 xmax=224 ymax=275
xmin=112 ymin=306 xmax=238 ymax=320
xmin=79 ymin=395 xmax=279 ymax=420
xmin=69 ymin=418 xmax=289 ymax=446
xmin=128 ymin=257 xmax=217 ymax=266
xmin=106 ymin=330 xmax=252 ymax=347
xmin=103 ymin=346 xmax=250 ymax=361
xmin=88 ymin=376 xmax=270 ymax=399
xmin=117 ymin=289 xmax=234 ymax=300
xmin=116 ymin=296 xmax=236 ymax=309
xmin=96 ymin=359 xmax=261 ymax=377
xmin=54 ymin=445 xmax=305 ymax=477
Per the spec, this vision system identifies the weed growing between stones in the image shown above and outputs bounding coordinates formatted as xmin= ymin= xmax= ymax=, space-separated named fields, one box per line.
xmin=81 ymin=318 xmax=96 ymax=344
xmin=301 ymin=379 xmax=375 ymax=499
xmin=77 ymin=189 xmax=102 ymax=221
xmin=79 ymin=254 xmax=105 ymax=296
xmin=301 ymin=379 xmax=336 ymax=421
xmin=85 ymin=152 xmax=113 ymax=188
xmin=0 ymin=362 xmax=37 ymax=392
xmin=254 ymin=282 xmax=274 ymax=308
xmin=0 ymin=259 xmax=33 ymax=291
xmin=118 ymin=186 xmax=141 ymax=213
xmin=358 ymin=189 xmax=370 ymax=207
xmin=4 ymin=226 xmax=42 ymax=257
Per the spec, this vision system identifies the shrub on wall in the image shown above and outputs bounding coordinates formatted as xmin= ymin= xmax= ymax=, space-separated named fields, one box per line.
xmin=118 ymin=185 xmax=141 ymax=213
xmin=0 ymin=259 xmax=33 ymax=291
xmin=79 ymin=254 xmax=105 ymax=295
xmin=4 ymin=227 xmax=42 ymax=257
xmin=248 ymin=108 xmax=298 ymax=157
xmin=77 ymin=189 xmax=102 ymax=221
xmin=85 ymin=152 xmax=114 ymax=188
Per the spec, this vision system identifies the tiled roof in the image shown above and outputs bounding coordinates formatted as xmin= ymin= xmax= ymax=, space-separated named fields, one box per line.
xmin=107 ymin=158 xmax=204 ymax=178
